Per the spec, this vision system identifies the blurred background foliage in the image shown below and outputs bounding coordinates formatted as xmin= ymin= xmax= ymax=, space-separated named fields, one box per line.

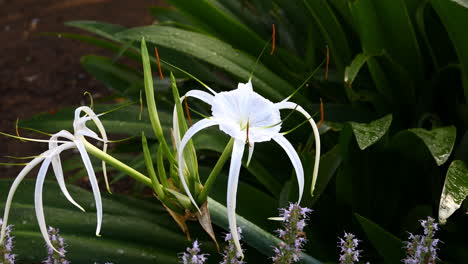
xmin=5 ymin=0 xmax=468 ymax=263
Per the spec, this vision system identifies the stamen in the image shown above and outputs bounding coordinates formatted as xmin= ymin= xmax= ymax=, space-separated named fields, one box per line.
xmin=4 ymin=155 xmax=39 ymax=160
xmin=285 ymin=58 xmax=326 ymax=101
xmin=0 ymin=162 xmax=28 ymax=166
xmin=15 ymin=118 xmax=26 ymax=142
xmin=0 ymin=131 xmax=66 ymax=144
xmin=19 ymin=126 xmax=52 ymax=136
xmin=271 ymin=24 xmax=276 ymax=55
xmin=98 ymin=101 xmax=137 ymax=116
xmin=83 ymin=91 xmax=94 ymax=109
xmin=246 ymin=121 xmax=251 ymax=147
xmin=160 ymin=59 xmax=215 ymax=93
xmin=154 ymin=47 xmax=165 ymax=80
xmin=282 ymin=114 xmax=317 ymax=135
xmin=249 ymin=39 xmax=271 ymax=81
xmin=318 ymin=98 xmax=324 ymax=128
xmin=139 ymin=90 xmax=143 ymax=121
xmin=184 ymin=98 xmax=193 ymax=126
xmin=325 ymin=45 xmax=330 ymax=81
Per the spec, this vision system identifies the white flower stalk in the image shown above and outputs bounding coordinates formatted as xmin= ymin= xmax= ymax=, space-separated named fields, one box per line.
xmin=176 ymin=80 xmax=321 ymax=257
xmin=0 ymin=106 xmax=108 ymax=254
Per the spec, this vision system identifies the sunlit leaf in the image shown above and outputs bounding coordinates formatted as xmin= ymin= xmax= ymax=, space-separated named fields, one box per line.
xmin=349 ymin=114 xmax=392 ymax=150
xmin=439 ymin=160 xmax=468 ymax=224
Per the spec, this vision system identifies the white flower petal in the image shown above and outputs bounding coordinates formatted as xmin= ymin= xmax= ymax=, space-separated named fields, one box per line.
xmin=172 ymin=105 xmax=181 ymax=150
xmin=277 ymin=101 xmax=321 ymax=196
xmin=35 ymin=142 xmax=75 ymax=254
xmin=0 ymin=155 xmax=45 ymax=244
xmin=246 ymin=143 xmax=254 ymax=167
xmin=273 ymin=134 xmax=304 ymax=202
xmin=74 ymin=137 xmax=103 ymax=237
xmin=183 ymin=89 xmax=215 ymax=105
xmin=49 ymin=131 xmax=85 ymax=212
xmin=178 ymin=118 xmax=219 ymax=212
xmin=227 ymin=139 xmax=246 ymax=258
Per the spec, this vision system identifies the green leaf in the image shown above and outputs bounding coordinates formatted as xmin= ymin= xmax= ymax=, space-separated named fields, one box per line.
xmin=349 ymin=114 xmax=393 ymax=150
xmin=115 ymin=25 xmax=297 ymax=103
xmin=65 ymin=20 xmax=126 ymax=41
xmin=81 ymin=55 xmax=144 ymax=99
xmin=344 ymin=53 xmax=370 ymax=86
xmin=303 ymin=0 xmax=352 ymax=73
xmin=446 ymin=0 xmax=468 ymax=8
xmin=355 ymin=214 xmax=404 ymax=264
xmin=431 ymin=0 xmax=468 ymax=102
xmin=439 ymin=160 xmax=468 ymax=224
xmin=406 ymin=126 xmax=457 ymax=166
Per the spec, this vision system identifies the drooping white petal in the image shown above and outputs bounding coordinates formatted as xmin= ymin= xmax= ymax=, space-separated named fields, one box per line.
xmin=49 ymin=131 xmax=85 ymax=212
xmin=273 ymin=135 xmax=304 ymax=202
xmin=276 ymin=101 xmax=321 ymax=196
xmin=227 ymin=139 xmax=246 ymax=258
xmin=183 ymin=89 xmax=215 ymax=106
xmin=178 ymin=118 xmax=219 ymax=212
xmin=74 ymin=106 xmax=110 ymax=193
xmin=34 ymin=142 xmax=75 ymax=254
xmin=74 ymin=136 xmax=103 ymax=237
xmin=0 ymin=155 xmax=46 ymax=244
xmin=246 ymin=142 xmax=254 ymax=167
xmin=172 ymin=105 xmax=181 ymax=150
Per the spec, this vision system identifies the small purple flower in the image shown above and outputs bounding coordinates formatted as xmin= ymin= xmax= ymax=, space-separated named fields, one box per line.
xmin=180 ymin=240 xmax=208 ymax=264
xmin=43 ymin=227 xmax=70 ymax=264
xmin=272 ymin=203 xmax=312 ymax=264
xmin=402 ymin=216 xmax=440 ymax=264
xmin=0 ymin=218 xmax=16 ymax=264
xmin=220 ymin=227 xmax=245 ymax=264
xmin=338 ymin=232 xmax=361 ymax=264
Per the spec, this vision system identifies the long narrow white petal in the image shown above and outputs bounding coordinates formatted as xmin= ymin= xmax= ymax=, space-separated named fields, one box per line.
xmin=35 ymin=142 xmax=75 ymax=254
xmin=182 ymin=89 xmax=215 ymax=105
xmin=246 ymin=142 xmax=254 ymax=167
xmin=178 ymin=118 xmax=218 ymax=212
xmin=172 ymin=105 xmax=181 ymax=150
xmin=227 ymin=139 xmax=246 ymax=258
xmin=74 ymin=106 xmax=110 ymax=193
xmin=74 ymin=137 xmax=103 ymax=237
xmin=276 ymin=101 xmax=321 ymax=196
xmin=273 ymin=135 xmax=304 ymax=202
xmin=49 ymin=131 xmax=85 ymax=212
xmin=0 ymin=155 xmax=45 ymax=243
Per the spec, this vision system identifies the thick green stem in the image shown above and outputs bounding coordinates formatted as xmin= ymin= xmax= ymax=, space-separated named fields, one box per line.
xmin=197 ymin=138 xmax=234 ymax=204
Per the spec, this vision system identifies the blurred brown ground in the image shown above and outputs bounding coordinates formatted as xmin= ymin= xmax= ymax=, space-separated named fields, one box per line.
xmin=0 ymin=0 xmax=163 ymax=180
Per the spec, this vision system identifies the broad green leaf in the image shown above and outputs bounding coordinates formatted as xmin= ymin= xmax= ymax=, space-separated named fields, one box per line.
xmin=355 ymin=214 xmax=404 ymax=264
xmin=115 ymin=25 xmax=298 ymax=103
xmin=431 ymin=0 xmax=468 ymax=102
xmin=349 ymin=114 xmax=393 ymax=150
xmin=407 ymin=126 xmax=457 ymax=166
xmin=81 ymin=55 xmax=144 ymax=99
xmin=439 ymin=160 xmax=468 ymax=224
xmin=303 ymin=0 xmax=352 ymax=73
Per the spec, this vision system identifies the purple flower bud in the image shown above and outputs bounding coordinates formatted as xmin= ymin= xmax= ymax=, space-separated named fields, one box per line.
xmin=272 ymin=203 xmax=312 ymax=264
xmin=43 ymin=227 xmax=70 ymax=264
xmin=0 ymin=218 xmax=16 ymax=264
xmin=338 ymin=232 xmax=362 ymax=264
xmin=402 ymin=216 xmax=440 ymax=264
xmin=220 ymin=227 xmax=244 ymax=264
xmin=179 ymin=240 xmax=209 ymax=264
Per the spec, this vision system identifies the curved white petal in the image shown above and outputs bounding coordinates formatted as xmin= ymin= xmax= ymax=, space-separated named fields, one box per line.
xmin=35 ymin=142 xmax=75 ymax=254
xmin=276 ymin=101 xmax=321 ymax=196
xmin=273 ymin=135 xmax=304 ymax=202
xmin=227 ymin=139 xmax=246 ymax=258
xmin=49 ymin=131 xmax=85 ymax=212
xmin=0 ymin=155 xmax=45 ymax=244
xmin=183 ymin=89 xmax=215 ymax=106
xmin=246 ymin=143 xmax=254 ymax=167
xmin=74 ymin=106 xmax=110 ymax=193
xmin=178 ymin=118 xmax=218 ymax=212
xmin=74 ymin=137 xmax=103 ymax=237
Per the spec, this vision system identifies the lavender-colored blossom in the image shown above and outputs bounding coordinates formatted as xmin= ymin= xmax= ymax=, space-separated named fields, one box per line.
xmin=402 ymin=216 xmax=440 ymax=264
xmin=338 ymin=232 xmax=361 ymax=264
xmin=272 ymin=203 xmax=312 ymax=264
xmin=0 ymin=218 xmax=16 ymax=264
xmin=180 ymin=240 xmax=208 ymax=264
xmin=43 ymin=227 xmax=70 ymax=264
xmin=220 ymin=227 xmax=245 ymax=264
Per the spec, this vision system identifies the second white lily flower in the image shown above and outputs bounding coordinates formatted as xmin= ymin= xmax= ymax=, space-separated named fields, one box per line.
xmin=176 ymin=80 xmax=321 ymax=257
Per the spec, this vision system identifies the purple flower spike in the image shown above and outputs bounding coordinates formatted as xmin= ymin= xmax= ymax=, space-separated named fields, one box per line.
xmin=220 ymin=227 xmax=245 ymax=264
xmin=403 ymin=216 xmax=440 ymax=264
xmin=43 ymin=227 xmax=70 ymax=264
xmin=0 ymin=218 xmax=16 ymax=264
xmin=338 ymin=232 xmax=361 ymax=264
xmin=180 ymin=240 xmax=208 ymax=264
xmin=272 ymin=203 xmax=312 ymax=264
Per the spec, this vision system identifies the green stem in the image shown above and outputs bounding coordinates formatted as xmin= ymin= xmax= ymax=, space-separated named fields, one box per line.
xmin=197 ymin=138 xmax=234 ymax=204
xmin=141 ymin=132 xmax=164 ymax=199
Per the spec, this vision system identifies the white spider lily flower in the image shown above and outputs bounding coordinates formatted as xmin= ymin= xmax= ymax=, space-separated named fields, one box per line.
xmin=176 ymin=80 xmax=321 ymax=257
xmin=0 ymin=106 xmax=108 ymax=254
